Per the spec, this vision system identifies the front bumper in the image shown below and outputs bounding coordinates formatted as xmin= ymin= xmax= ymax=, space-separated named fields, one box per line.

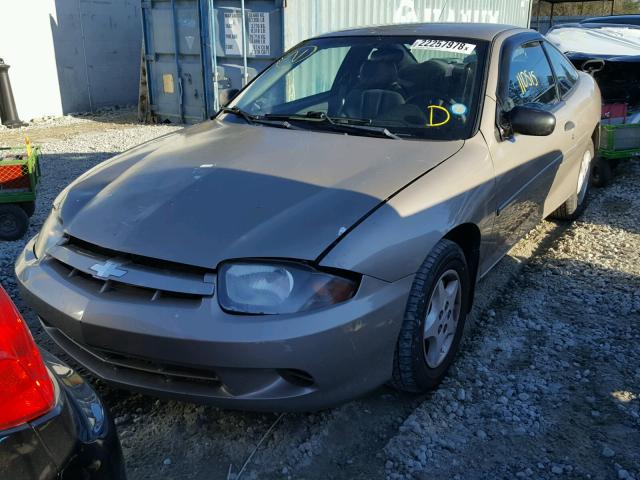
xmin=16 ymin=237 xmax=413 ymax=411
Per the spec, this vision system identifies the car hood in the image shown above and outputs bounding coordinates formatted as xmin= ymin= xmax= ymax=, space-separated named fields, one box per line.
xmin=60 ymin=120 xmax=463 ymax=269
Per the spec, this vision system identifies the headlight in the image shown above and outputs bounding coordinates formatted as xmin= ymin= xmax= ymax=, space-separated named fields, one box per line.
xmin=218 ymin=261 xmax=358 ymax=314
xmin=34 ymin=210 xmax=64 ymax=258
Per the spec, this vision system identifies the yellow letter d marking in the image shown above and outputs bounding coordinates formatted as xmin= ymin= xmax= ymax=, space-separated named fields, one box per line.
xmin=427 ymin=105 xmax=451 ymax=127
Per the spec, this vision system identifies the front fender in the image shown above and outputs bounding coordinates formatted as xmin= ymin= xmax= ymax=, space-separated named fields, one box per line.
xmin=318 ymin=134 xmax=495 ymax=281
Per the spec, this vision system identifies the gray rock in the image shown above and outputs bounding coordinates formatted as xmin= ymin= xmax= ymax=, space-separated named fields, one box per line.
xmin=618 ymin=469 xmax=632 ymax=480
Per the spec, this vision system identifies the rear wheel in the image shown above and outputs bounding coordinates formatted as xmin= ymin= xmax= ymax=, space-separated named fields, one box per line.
xmin=0 ymin=204 xmax=29 ymax=241
xmin=551 ymin=141 xmax=594 ymax=221
xmin=391 ymin=239 xmax=470 ymax=393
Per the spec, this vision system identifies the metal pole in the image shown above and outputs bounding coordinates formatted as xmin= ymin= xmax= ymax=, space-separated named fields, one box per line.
xmin=0 ymin=59 xmax=25 ymax=128
xmin=77 ymin=0 xmax=94 ymax=112
xmin=241 ymin=0 xmax=249 ymax=86
xmin=170 ymin=0 xmax=184 ymax=123
xmin=536 ymin=0 xmax=542 ymax=30
xmin=549 ymin=1 xmax=554 ymax=32
xmin=240 ymin=0 xmax=248 ymax=86
xmin=610 ymin=0 xmax=614 ymax=15
xmin=208 ymin=0 xmax=219 ymax=111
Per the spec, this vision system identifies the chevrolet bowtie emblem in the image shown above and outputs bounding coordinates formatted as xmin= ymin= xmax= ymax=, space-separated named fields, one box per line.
xmin=90 ymin=260 xmax=127 ymax=279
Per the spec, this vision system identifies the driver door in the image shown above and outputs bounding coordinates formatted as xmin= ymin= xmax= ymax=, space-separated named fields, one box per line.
xmin=487 ymin=38 xmax=564 ymax=263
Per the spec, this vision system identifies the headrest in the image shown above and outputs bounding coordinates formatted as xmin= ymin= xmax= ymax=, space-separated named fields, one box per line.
xmin=370 ymin=47 xmax=405 ymax=63
xmin=358 ymin=60 xmax=398 ymax=89
xmin=398 ymin=60 xmax=447 ymax=86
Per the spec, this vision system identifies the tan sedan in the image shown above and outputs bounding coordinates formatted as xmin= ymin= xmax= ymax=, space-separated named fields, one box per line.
xmin=17 ymin=23 xmax=600 ymax=410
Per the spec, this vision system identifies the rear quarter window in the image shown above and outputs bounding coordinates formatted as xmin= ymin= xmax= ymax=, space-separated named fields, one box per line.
xmin=543 ymin=42 xmax=580 ymax=97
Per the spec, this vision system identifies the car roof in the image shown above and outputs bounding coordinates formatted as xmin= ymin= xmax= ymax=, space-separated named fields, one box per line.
xmin=315 ymin=23 xmax=526 ymax=42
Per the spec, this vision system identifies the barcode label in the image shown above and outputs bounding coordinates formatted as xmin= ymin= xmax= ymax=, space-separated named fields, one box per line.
xmin=411 ymin=39 xmax=476 ymax=54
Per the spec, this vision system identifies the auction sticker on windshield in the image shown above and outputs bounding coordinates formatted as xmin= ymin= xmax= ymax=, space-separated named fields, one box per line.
xmin=411 ymin=39 xmax=476 ymax=54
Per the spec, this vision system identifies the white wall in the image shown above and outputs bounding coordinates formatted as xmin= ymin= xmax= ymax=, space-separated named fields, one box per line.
xmin=0 ymin=0 xmax=142 ymax=123
xmin=0 ymin=0 xmax=64 ymax=121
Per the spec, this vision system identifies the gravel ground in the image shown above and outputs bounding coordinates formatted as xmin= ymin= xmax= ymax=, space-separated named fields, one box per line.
xmin=385 ymin=163 xmax=640 ymax=480
xmin=0 ymin=113 xmax=638 ymax=480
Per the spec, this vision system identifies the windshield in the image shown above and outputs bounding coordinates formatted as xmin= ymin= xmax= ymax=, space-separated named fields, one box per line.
xmin=228 ymin=36 xmax=488 ymax=140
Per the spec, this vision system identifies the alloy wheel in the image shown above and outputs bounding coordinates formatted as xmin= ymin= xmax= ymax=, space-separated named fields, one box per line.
xmin=423 ymin=269 xmax=462 ymax=368
xmin=577 ymin=149 xmax=592 ymax=203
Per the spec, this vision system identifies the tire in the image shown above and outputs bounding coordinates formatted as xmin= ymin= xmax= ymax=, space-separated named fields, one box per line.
xmin=19 ymin=201 xmax=36 ymax=217
xmin=391 ymin=239 xmax=471 ymax=393
xmin=551 ymin=140 xmax=594 ymax=221
xmin=0 ymin=204 xmax=29 ymax=241
xmin=591 ymin=155 xmax=612 ymax=188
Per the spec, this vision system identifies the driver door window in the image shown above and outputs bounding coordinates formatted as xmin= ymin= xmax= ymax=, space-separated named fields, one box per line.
xmin=504 ymin=42 xmax=558 ymax=111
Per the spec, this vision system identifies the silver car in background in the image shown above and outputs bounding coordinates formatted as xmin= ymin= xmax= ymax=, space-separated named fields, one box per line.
xmin=16 ymin=23 xmax=600 ymax=410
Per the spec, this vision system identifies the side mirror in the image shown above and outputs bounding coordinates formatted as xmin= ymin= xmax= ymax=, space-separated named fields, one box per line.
xmin=581 ymin=58 xmax=605 ymax=75
xmin=505 ymin=105 xmax=556 ymax=137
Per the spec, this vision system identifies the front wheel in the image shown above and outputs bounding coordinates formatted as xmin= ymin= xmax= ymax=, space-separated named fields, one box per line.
xmin=550 ymin=140 xmax=594 ymax=221
xmin=391 ymin=239 xmax=471 ymax=393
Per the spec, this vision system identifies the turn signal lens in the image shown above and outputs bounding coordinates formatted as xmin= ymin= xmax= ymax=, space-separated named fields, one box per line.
xmin=0 ymin=287 xmax=55 ymax=430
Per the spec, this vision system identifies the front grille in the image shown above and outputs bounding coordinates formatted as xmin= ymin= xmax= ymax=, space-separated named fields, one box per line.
xmin=44 ymin=323 xmax=221 ymax=387
xmin=91 ymin=347 xmax=220 ymax=385
xmin=66 ymin=236 xmax=211 ymax=277
xmin=46 ymin=236 xmax=215 ymax=302
xmin=49 ymin=259 xmax=202 ymax=304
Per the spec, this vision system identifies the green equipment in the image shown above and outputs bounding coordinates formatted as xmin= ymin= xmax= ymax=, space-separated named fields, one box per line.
xmin=593 ymin=122 xmax=640 ymax=187
xmin=0 ymin=139 xmax=41 ymax=240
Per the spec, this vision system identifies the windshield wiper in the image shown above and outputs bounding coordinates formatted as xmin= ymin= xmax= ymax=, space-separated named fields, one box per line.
xmin=333 ymin=124 xmax=401 ymax=140
xmin=220 ymin=107 xmax=298 ymax=130
xmin=219 ymin=106 xmax=256 ymax=124
xmin=263 ymin=112 xmax=400 ymax=139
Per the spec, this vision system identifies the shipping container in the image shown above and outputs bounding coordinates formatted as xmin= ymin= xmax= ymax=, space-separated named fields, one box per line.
xmin=141 ymin=0 xmax=534 ymax=123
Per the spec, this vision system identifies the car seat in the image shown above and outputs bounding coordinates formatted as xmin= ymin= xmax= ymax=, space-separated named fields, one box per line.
xmin=337 ymin=59 xmax=405 ymax=120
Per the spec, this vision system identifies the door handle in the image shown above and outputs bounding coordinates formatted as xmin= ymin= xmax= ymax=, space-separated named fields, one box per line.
xmin=564 ymin=121 xmax=576 ymax=131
